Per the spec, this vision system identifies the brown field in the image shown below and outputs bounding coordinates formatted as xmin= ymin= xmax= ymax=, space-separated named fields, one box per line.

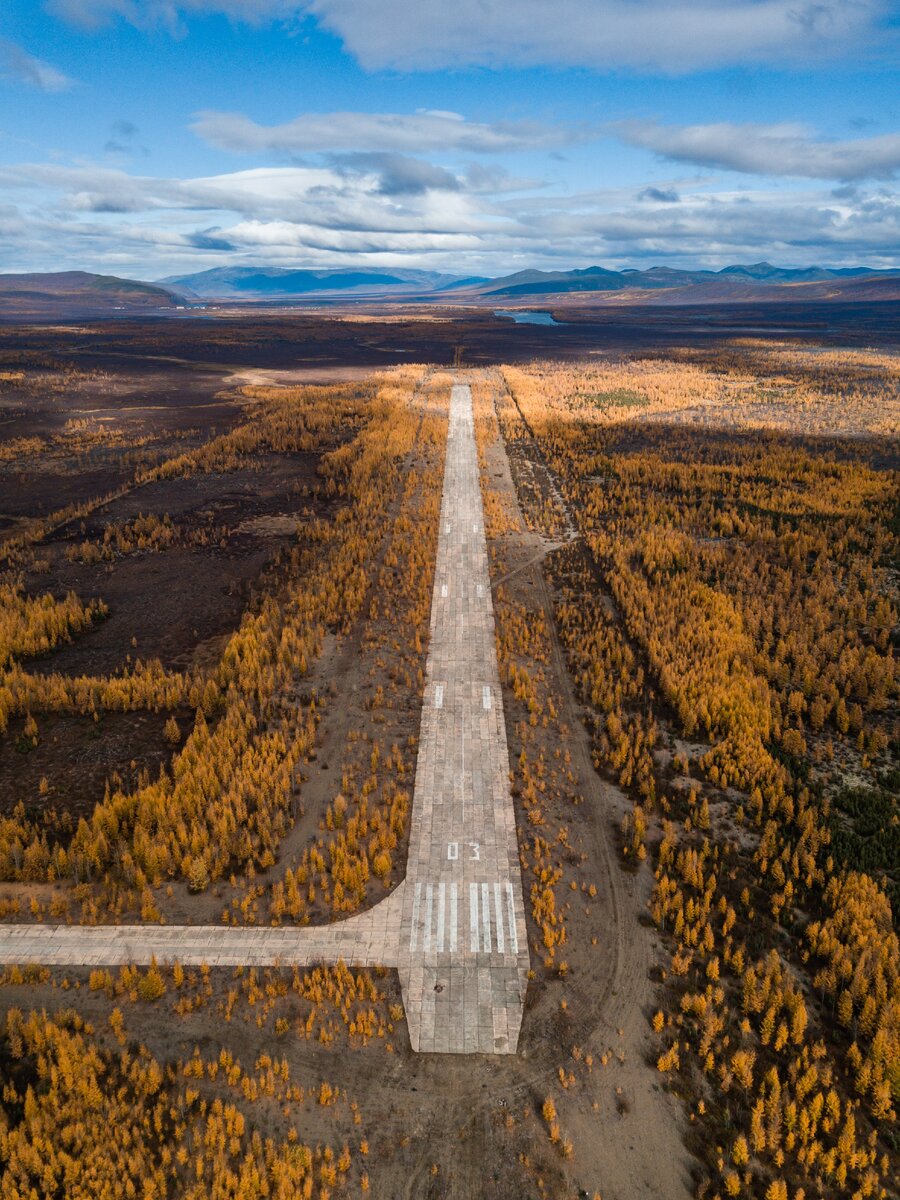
xmin=0 ymin=314 xmax=896 ymax=1200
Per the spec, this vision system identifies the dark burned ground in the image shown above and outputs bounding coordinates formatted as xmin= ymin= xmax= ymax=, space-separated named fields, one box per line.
xmin=25 ymin=454 xmax=323 ymax=676
xmin=0 ymin=464 xmax=135 ymax=523
xmin=0 ymin=357 xmax=237 ymax=441
xmin=32 ymin=544 xmax=267 ymax=675
xmin=0 ymin=343 xmax=339 ymax=828
xmin=1 ymin=299 xmax=898 ymax=379
xmin=3 ymin=458 xmax=325 ymax=824
xmin=0 ymin=358 xmax=243 ymax=530
xmin=0 ymin=708 xmax=189 ymax=821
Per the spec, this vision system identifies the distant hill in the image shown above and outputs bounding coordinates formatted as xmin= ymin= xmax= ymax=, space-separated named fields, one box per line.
xmin=1 ymin=263 xmax=898 ymax=318
xmin=159 ymin=266 xmax=461 ymax=300
xmin=0 ymin=272 xmax=178 ymax=318
xmin=161 ymin=260 xmax=900 ymax=305
xmin=537 ymin=273 xmax=900 ymax=308
xmin=155 ymin=260 xmax=900 ymax=306
xmin=435 ymin=276 xmax=492 ymax=291
xmin=479 ymin=261 xmax=900 ymax=300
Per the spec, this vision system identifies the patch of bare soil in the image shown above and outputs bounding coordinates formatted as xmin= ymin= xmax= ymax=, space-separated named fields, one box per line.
xmin=31 ymin=545 xmax=268 ymax=675
xmin=0 ymin=708 xmax=189 ymax=823
xmin=225 ymin=365 xmax=376 ymax=387
xmin=24 ymin=455 xmax=325 ymax=674
xmin=0 ymin=464 xmax=134 ymax=521
xmin=233 ymin=513 xmax=299 ymax=536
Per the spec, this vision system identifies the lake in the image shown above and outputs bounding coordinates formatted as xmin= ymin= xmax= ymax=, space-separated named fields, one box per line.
xmin=494 ymin=309 xmax=560 ymax=326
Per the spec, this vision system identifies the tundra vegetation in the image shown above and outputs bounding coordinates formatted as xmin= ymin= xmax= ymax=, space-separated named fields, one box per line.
xmin=0 ymin=339 xmax=896 ymax=1199
xmin=499 ymin=346 xmax=898 ymax=1199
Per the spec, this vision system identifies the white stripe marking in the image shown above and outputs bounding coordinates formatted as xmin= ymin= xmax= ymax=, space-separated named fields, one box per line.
xmin=423 ymin=885 xmax=433 ymax=953
xmin=434 ymin=684 xmax=443 ymax=709
xmin=505 ymin=882 xmax=518 ymax=955
xmin=482 ymin=686 xmax=492 ymax=710
xmin=441 ymin=583 xmax=448 ymax=598
xmin=481 ymin=882 xmax=491 ymax=952
xmin=476 ymin=584 xmax=484 ymax=598
xmin=493 ymin=882 xmax=505 ymax=953
xmin=410 ymin=882 xmax=422 ymax=952
xmin=469 ymin=884 xmax=479 ymax=952
xmin=450 ymin=883 xmax=458 ymax=952
xmin=436 ymin=882 xmax=446 ymax=953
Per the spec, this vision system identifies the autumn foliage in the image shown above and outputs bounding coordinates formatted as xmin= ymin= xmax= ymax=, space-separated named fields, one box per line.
xmin=499 ymin=352 xmax=898 ymax=1199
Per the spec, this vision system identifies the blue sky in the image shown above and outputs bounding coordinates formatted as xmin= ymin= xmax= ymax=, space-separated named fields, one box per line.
xmin=0 ymin=0 xmax=898 ymax=277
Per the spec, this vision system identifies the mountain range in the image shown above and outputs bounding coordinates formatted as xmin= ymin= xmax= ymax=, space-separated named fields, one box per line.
xmin=481 ymin=262 xmax=900 ymax=297
xmin=159 ymin=261 xmax=900 ymax=303
xmin=1 ymin=262 xmax=899 ymax=317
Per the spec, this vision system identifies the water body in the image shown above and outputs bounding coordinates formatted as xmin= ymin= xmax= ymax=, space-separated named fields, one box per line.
xmin=494 ymin=309 xmax=560 ymax=326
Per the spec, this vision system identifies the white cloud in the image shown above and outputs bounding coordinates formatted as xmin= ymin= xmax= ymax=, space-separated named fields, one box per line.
xmin=616 ymin=120 xmax=900 ymax=181
xmin=508 ymin=187 xmax=900 ymax=263
xmin=0 ymin=160 xmax=494 ymax=239
xmin=47 ymin=0 xmax=888 ymax=71
xmin=333 ymin=154 xmax=462 ymax=195
xmin=2 ymin=158 xmax=898 ymax=274
xmin=0 ymin=38 xmax=76 ymax=91
xmin=311 ymin=0 xmax=886 ymax=71
xmin=46 ymin=0 xmax=300 ymax=30
xmin=191 ymin=109 xmax=577 ymax=155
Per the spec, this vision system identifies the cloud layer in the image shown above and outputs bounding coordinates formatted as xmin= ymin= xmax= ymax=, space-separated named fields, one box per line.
xmin=48 ymin=0 xmax=888 ymax=71
xmin=2 ymin=155 xmax=897 ymax=275
xmin=617 ymin=121 xmax=900 ymax=182
xmin=192 ymin=109 xmax=577 ymax=155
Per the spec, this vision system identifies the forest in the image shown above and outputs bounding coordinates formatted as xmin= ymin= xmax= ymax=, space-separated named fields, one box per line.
xmin=500 ymin=346 xmax=898 ymax=1199
xmin=0 ymin=367 xmax=437 ymax=917
xmin=0 ymin=341 xmax=896 ymax=1199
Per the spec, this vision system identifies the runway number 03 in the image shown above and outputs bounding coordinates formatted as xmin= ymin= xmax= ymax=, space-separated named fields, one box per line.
xmin=447 ymin=842 xmax=479 ymax=861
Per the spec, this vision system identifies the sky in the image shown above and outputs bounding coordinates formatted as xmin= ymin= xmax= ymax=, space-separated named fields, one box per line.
xmin=0 ymin=0 xmax=898 ymax=278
